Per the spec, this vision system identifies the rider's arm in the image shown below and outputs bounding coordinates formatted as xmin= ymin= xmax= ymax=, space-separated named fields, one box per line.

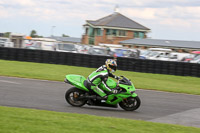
xmin=101 ymin=76 xmax=112 ymax=92
xmin=108 ymin=72 xmax=119 ymax=80
xmin=108 ymin=72 xmax=116 ymax=78
xmin=101 ymin=75 xmax=118 ymax=93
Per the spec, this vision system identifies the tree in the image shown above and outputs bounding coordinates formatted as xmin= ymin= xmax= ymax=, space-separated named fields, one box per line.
xmin=3 ymin=32 xmax=11 ymax=38
xmin=62 ymin=34 xmax=69 ymax=37
xmin=30 ymin=30 xmax=37 ymax=38
xmin=30 ymin=30 xmax=43 ymax=38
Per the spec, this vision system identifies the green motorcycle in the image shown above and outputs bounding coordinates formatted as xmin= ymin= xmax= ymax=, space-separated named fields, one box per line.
xmin=64 ymin=74 xmax=141 ymax=111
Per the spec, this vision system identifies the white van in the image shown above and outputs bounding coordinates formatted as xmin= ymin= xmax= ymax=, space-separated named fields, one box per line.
xmin=28 ymin=38 xmax=57 ymax=51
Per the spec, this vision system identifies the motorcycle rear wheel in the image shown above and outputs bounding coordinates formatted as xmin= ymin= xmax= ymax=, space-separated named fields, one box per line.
xmin=65 ymin=87 xmax=87 ymax=107
xmin=119 ymin=96 xmax=141 ymax=111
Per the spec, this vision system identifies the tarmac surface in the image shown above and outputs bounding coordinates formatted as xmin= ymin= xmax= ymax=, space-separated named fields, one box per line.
xmin=0 ymin=76 xmax=200 ymax=128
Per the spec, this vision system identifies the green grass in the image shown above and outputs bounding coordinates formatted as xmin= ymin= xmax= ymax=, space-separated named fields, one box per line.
xmin=0 ymin=106 xmax=199 ymax=133
xmin=0 ymin=59 xmax=200 ymax=95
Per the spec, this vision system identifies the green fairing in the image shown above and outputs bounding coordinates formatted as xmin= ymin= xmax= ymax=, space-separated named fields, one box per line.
xmin=118 ymin=84 xmax=136 ymax=91
xmin=105 ymin=84 xmax=137 ymax=105
xmin=66 ymin=75 xmax=89 ymax=92
xmin=131 ymin=93 xmax=138 ymax=97
xmin=106 ymin=93 xmax=130 ymax=105
xmin=119 ymin=83 xmax=138 ymax=97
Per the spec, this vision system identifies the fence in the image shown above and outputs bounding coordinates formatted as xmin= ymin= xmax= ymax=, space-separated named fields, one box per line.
xmin=0 ymin=47 xmax=200 ymax=77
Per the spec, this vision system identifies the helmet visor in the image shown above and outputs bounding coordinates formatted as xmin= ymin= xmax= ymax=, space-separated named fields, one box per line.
xmin=109 ymin=64 xmax=117 ymax=71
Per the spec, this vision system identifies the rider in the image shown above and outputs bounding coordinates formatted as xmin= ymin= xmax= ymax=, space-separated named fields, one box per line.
xmin=87 ymin=59 xmax=120 ymax=100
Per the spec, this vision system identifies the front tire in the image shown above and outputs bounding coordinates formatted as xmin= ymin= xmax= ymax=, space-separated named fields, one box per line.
xmin=65 ymin=87 xmax=87 ymax=107
xmin=119 ymin=96 xmax=141 ymax=111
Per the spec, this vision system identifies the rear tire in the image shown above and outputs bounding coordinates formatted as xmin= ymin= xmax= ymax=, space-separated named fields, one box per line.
xmin=65 ymin=87 xmax=87 ymax=107
xmin=119 ymin=96 xmax=141 ymax=111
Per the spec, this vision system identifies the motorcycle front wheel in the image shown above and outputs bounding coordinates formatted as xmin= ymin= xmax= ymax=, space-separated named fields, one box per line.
xmin=65 ymin=87 xmax=87 ymax=107
xmin=119 ymin=96 xmax=141 ymax=111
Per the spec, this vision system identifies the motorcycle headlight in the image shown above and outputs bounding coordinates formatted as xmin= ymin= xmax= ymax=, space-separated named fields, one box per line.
xmin=130 ymin=91 xmax=135 ymax=94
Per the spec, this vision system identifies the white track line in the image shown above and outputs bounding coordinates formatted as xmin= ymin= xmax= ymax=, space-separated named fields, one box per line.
xmin=0 ymin=80 xmax=21 ymax=84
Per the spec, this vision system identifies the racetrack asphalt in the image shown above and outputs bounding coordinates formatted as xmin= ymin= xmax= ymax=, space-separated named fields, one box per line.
xmin=0 ymin=76 xmax=200 ymax=128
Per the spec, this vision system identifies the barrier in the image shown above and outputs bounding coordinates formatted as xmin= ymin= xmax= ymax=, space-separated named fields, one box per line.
xmin=0 ymin=47 xmax=200 ymax=77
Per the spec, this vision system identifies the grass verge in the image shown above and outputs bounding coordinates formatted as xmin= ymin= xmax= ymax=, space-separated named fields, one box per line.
xmin=0 ymin=59 xmax=200 ymax=95
xmin=0 ymin=106 xmax=200 ymax=133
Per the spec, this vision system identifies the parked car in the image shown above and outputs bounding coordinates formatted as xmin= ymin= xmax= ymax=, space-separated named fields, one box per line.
xmin=55 ymin=43 xmax=77 ymax=53
xmin=0 ymin=40 xmax=4 ymax=47
xmin=182 ymin=51 xmax=200 ymax=62
xmin=140 ymin=48 xmax=172 ymax=60
xmin=146 ymin=51 xmax=169 ymax=60
xmin=0 ymin=37 xmax=14 ymax=47
xmin=87 ymin=46 xmax=107 ymax=55
xmin=25 ymin=46 xmax=42 ymax=50
xmin=139 ymin=50 xmax=152 ymax=59
xmin=110 ymin=48 xmax=139 ymax=58
xmin=168 ymin=52 xmax=190 ymax=62
xmin=190 ymin=55 xmax=200 ymax=63
xmin=75 ymin=44 xmax=90 ymax=54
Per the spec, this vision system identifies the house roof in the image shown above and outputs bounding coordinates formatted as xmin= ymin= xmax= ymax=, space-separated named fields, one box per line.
xmin=120 ymin=38 xmax=200 ymax=49
xmin=86 ymin=12 xmax=150 ymax=31
xmin=48 ymin=36 xmax=81 ymax=43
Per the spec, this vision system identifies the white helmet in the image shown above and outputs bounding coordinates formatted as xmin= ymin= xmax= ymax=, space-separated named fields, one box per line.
xmin=105 ymin=59 xmax=117 ymax=73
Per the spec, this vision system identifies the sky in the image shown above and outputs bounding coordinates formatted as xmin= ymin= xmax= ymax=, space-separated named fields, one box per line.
xmin=1 ymin=0 xmax=200 ymax=41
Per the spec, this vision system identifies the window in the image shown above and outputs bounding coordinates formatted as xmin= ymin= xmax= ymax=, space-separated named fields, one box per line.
xmin=134 ymin=32 xmax=139 ymax=38
xmin=112 ymin=29 xmax=117 ymax=36
xmin=96 ymin=28 xmax=102 ymax=36
xmin=134 ymin=31 xmax=144 ymax=38
xmin=118 ymin=30 xmax=126 ymax=36
xmin=106 ymin=29 xmax=111 ymax=35
xmin=106 ymin=29 xmax=117 ymax=36
xmin=88 ymin=27 xmax=94 ymax=37
xmin=85 ymin=28 xmax=88 ymax=35
xmin=139 ymin=32 xmax=144 ymax=38
xmin=106 ymin=29 xmax=127 ymax=36
xmin=89 ymin=37 xmax=94 ymax=45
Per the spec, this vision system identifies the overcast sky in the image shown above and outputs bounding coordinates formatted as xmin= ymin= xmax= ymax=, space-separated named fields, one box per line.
xmin=1 ymin=0 xmax=200 ymax=41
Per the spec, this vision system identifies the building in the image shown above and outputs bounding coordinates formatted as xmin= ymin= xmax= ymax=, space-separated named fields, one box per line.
xmin=10 ymin=33 xmax=25 ymax=48
xmin=82 ymin=11 xmax=150 ymax=45
xmin=120 ymin=38 xmax=200 ymax=52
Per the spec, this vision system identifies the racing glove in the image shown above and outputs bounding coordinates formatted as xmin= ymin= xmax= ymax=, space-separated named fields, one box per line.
xmin=115 ymin=76 xmax=120 ymax=80
xmin=112 ymin=88 xmax=118 ymax=94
